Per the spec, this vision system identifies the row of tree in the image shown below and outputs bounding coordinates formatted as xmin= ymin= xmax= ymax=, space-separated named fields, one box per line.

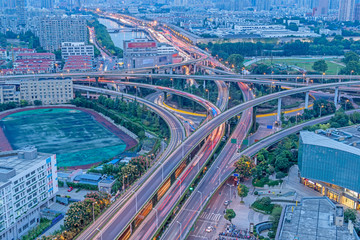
xmin=43 ymin=192 xmax=111 ymax=240
xmin=199 ymin=35 xmax=360 ymax=60
xmin=71 ymin=95 xmax=170 ymax=140
xmin=87 ymin=19 xmax=123 ymax=57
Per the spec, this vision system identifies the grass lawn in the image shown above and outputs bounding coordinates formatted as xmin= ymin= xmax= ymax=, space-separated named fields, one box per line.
xmin=255 ymin=58 xmax=344 ymax=75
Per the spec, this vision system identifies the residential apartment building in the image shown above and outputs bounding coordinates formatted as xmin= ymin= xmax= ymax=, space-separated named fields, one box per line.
xmin=0 ymin=85 xmax=20 ymax=103
xmin=0 ymin=147 xmax=58 ymax=240
xmin=39 ymin=15 xmax=87 ymax=52
xmin=338 ymin=0 xmax=355 ymax=21
xmin=20 ymin=78 xmax=73 ymax=104
xmin=61 ymin=42 xmax=94 ymax=59
xmin=0 ymin=50 xmax=7 ymax=60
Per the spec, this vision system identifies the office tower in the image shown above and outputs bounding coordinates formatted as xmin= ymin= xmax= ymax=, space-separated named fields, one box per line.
xmin=314 ymin=0 xmax=329 ymax=15
xmin=41 ymin=0 xmax=54 ymax=8
xmin=39 ymin=15 xmax=88 ymax=52
xmin=338 ymin=0 xmax=355 ymax=21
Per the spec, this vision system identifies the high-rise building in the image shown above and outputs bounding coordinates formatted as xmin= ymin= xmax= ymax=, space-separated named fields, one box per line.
xmin=0 ymin=147 xmax=58 ymax=240
xmin=39 ymin=15 xmax=87 ymax=52
xmin=314 ymin=0 xmax=329 ymax=16
xmin=41 ymin=0 xmax=54 ymax=8
xmin=338 ymin=0 xmax=355 ymax=21
xmin=15 ymin=0 xmax=26 ymax=25
xmin=256 ymin=0 xmax=271 ymax=10
xmin=355 ymin=3 xmax=360 ymax=21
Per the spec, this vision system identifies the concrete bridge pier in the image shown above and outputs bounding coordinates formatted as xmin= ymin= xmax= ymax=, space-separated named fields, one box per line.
xmin=334 ymin=87 xmax=339 ymax=107
xmin=305 ymin=91 xmax=309 ymax=109
xmin=193 ymin=64 xmax=197 ymax=74
xmin=277 ymin=98 xmax=282 ymax=122
xmin=86 ymin=91 xmax=89 ymax=99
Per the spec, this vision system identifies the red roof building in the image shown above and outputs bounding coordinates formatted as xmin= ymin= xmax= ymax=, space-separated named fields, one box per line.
xmin=63 ymin=55 xmax=93 ymax=72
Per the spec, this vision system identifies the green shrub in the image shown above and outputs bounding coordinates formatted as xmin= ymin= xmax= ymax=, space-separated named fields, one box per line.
xmin=251 ymin=197 xmax=274 ymax=214
xmin=58 ymin=180 xmax=64 ymax=187
xmin=276 ymin=172 xmax=287 ymax=179
xmin=268 ymin=180 xmax=281 ymax=187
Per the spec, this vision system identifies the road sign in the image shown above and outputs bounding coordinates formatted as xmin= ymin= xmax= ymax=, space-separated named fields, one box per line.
xmin=189 ymin=187 xmax=194 ymax=191
xmin=233 ymin=173 xmax=239 ymax=177
xmin=267 ymin=125 xmax=273 ymax=129
xmin=231 ymin=138 xmax=237 ymax=144
xmin=243 ymin=139 xmax=249 ymax=145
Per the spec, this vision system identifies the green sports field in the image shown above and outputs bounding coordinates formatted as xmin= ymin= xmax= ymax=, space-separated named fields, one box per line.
xmin=255 ymin=58 xmax=344 ymax=75
xmin=0 ymin=108 xmax=126 ymax=167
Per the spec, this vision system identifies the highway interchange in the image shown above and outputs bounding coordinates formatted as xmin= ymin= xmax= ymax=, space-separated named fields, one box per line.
xmin=5 ymin=9 xmax=360 ymax=240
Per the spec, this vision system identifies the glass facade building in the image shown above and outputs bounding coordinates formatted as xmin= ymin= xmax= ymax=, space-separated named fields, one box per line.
xmin=299 ymin=131 xmax=360 ymax=209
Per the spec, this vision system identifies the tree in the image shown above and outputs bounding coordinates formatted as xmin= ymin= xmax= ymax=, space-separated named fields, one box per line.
xmin=344 ymin=209 xmax=357 ymax=223
xmin=237 ymin=184 xmax=249 ymax=202
xmin=343 ymin=51 xmax=359 ymax=65
xmin=312 ymin=60 xmax=328 ymax=73
xmin=20 ymin=100 xmax=29 ymax=107
xmin=224 ymin=209 xmax=236 ymax=223
xmin=270 ymin=206 xmax=283 ymax=233
xmin=234 ymin=156 xmax=254 ymax=181
xmin=227 ymin=54 xmax=244 ymax=71
xmin=34 ymin=100 xmax=42 ymax=106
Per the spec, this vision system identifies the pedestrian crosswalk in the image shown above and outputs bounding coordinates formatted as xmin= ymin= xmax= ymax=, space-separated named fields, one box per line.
xmin=199 ymin=212 xmax=222 ymax=222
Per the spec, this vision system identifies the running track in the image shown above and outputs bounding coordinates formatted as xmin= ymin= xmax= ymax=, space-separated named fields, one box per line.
xmin=0 ymin=106 xmax=138 ymax=156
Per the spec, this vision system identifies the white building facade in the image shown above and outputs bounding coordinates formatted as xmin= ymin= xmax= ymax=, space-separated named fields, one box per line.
xmin=61 ymin=42 xmax=94 ymax=59
xmin=20 ymin=78 xmax=73 ymax=104
xmin=0 ymin=147 xmax=58 ymax=240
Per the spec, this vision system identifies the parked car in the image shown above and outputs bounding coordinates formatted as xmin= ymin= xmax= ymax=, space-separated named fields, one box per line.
xmin=205 ymin=226 xmax=213 ymax=232
xmin=224 ymin=200 xmax=230 ymax=206
xmin=67 ymin=187 xmax=73 ymax=192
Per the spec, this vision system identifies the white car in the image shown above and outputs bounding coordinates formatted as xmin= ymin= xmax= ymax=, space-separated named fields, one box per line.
xmin=205 ymin=226 xmax=213 ymax=232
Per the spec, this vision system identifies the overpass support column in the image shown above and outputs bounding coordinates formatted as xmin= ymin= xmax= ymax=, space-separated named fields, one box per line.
xmin=86 ymin=91 xmax=89 ymax=99
xmin=334 ymin=87 xmax=339 ymax=107
xmin=305 ymin=92 xmax=309 ymax=109
xmin=194 ymin=64 xmax=197 ymax=74
xmin=277 ymin=98 xmax=282 ymax=122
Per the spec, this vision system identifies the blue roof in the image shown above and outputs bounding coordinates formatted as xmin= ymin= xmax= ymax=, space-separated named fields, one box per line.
xmin=57 ymin=172 xmax=69 ymax=178
xmin=301 ymin=131 xmax=360 ymax=156
xmin=109 ymin=158 xmax=120 ymax=164
xmin=79 ymin=174 xmax=101 ymax=181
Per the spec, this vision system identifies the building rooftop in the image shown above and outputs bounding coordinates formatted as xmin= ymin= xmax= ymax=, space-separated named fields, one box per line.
xmin=301 ymin=128 xmax=360 ymax=156
xmin=0 ymin=148 xmax=52 ymax=185
xmin=277 ymin=197 xmax=358 ymax=240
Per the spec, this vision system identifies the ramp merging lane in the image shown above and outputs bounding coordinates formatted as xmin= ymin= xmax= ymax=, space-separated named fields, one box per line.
xmin=73 ymin=85 xmax=185 ymax=240
xmin=73 ymin=84 xmax=224 ymax=240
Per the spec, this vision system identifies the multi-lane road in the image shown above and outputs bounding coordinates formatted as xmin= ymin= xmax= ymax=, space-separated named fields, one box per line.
xmin=74 ymin=81 xmax=225 ymax=240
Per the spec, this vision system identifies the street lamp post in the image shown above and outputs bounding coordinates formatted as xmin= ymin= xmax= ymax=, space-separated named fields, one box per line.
xmin=350 ymin=70 xmax=354 ymax=82
xmin=197 ymin=190 xmax=203 ymax=207
xmin=176 ymin=221 xmax=182 ymax=240
xmin=96 ymin=228 xmax=102 ymax=240
xmin=92 ymin=202 xmax=96 ymax=223
xmin=296 ymin=112 xmax=300 ymax=125
xmin=345 ymin=99 xmax=350 ymax=111
xmin=320 ymin=104 xmax=324 ymax=117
